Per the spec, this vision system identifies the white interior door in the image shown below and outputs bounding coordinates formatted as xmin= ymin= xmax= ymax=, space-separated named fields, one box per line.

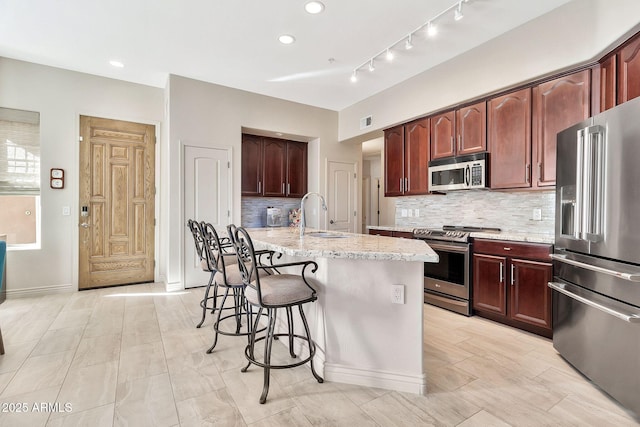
xmin=327 ymin=160 xmax=357 ymax=232
xmin=183 ymin=145 xmax=230 ymax=288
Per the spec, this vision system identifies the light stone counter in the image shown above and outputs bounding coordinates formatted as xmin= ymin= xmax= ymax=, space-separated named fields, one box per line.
xmin=247 ymin=227 xmax=437 ymax=262
xmin=365 ymin=225 xmax=415 ymax=233
xmin=470 ymin=231 xmax=555 ymax=245
xmin=244 ymin=226 xmax=435 ymax=395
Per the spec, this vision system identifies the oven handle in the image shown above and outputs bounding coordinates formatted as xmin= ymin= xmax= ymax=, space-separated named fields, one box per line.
xmin=423 ymin=241 xmax=469 ymax=254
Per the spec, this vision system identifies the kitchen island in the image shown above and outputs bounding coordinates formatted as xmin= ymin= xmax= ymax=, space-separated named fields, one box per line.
xmin=246 ymin=227 xmax=438 ymax=394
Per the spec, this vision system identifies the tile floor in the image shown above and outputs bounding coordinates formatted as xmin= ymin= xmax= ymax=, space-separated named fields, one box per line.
xmin=0 ymin=282 xmax=638 ymax=426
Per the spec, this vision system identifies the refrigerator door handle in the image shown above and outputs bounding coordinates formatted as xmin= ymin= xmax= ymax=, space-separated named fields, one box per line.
xmin=575 ymin=128 xmax=585 ymax=240
xmin=582 ymin=125 xmax=605 ymax=242
xmin=548 ymin=281 xmax=640 ymax=323
xmin=550 ymin=253 xmax=640 ymax=282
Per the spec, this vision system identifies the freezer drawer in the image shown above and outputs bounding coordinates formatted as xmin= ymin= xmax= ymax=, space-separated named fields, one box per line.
xmin=551 ymin=280 xmax=640 ymax=416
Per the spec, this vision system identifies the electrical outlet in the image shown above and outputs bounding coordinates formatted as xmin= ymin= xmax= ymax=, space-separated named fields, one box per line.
xmin=391 ymin=284 xmax=405 ymax=304
xmin=532 ymin=208 xmax=542 ymax=221
xmin=414 ymin=209 xmax=419 ymax=217
xmin=408 ymin=209 xmax=413 ymax=217
xmin=401 ymin=209 xmax=408 ymax=217
xmin=62 ymin=206 xmax=70 ymax=216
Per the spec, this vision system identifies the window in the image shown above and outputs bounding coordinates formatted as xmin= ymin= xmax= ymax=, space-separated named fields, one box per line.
xmin=0 ymin=107 xmax=40 ymax=246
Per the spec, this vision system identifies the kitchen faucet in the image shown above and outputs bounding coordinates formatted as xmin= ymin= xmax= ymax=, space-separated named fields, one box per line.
xmin=300 ymin=192 xmax=328 ymax=238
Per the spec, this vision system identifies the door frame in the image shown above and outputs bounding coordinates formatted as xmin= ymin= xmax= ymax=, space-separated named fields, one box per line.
xmin=73 ymin=113 xmax=161 ymax=291
xmin=325 ymin=159 xmax=359 ymax=233
xmin=180 ymin=141 xmax=233 ymax=290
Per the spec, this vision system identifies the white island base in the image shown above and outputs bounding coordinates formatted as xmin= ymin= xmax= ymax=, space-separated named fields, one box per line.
xmin=246 ymin=228 xmax=436 ymax=395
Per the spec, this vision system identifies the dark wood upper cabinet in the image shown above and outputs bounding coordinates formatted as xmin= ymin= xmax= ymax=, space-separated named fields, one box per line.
xmin=262 ymin=138 xmax=287 ymax=197
xmin=384 ymin=125 xmax=404 ymax=197
xmin=430 ymin=111 xmax=455 ymax=160
xmin=456 ymin=101 xmax=487 ymax=156
xmin=241 ymin=134 xmax=263 ymax=196
xmin=241 ymin=134 xmax=307 ymax=198
xmin=594 ymin=55 xmax=617 ymax=113
xmin=404 ymin=118 xmax=430 ymax=195
xmin=431 ymin=102 xmax=486 ymax=161
xmin=488 ymin=88 xmax=532 ymax=189
xmin=286 ymin=141 xmax=307 ymax=198
xmin=532 ymin=70 xmax=590 ymax=188
xmin=384 ymin=119 xmax=429 ymax=197
xmin=618 ymin=33 xmax=640 ymax=105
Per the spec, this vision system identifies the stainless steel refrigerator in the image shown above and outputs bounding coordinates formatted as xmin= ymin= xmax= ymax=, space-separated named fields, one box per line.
xmin=550 ymin=96 xmax=640 ymax=417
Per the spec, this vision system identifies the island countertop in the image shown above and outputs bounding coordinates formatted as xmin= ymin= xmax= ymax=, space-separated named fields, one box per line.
xmin=246 ymin=227 xmax=437 ymax=262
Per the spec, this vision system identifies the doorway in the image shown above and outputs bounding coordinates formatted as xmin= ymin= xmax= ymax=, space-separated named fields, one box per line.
xmin=183 ymin=144 xmax=231 ymax=289
xmin=78 ymin=116 xmax=156 ymax=289
xmin=326 ymin=160 xmax=357 ymax=232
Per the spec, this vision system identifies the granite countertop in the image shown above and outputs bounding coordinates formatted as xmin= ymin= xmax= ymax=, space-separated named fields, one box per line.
xmin=246 ymin=227 xmax=437 ymax=262
xmin=366 ymin=225 xmax=554 ymax=245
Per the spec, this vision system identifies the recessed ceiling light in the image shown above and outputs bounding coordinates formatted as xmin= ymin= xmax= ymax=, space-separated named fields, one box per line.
xmin=278 ymin=34 xmax=296 ymax=45
xmin=109 ymin=60 xmax=124 ymax=68
xmin=304 ymin=1 xmax=325 ymax=14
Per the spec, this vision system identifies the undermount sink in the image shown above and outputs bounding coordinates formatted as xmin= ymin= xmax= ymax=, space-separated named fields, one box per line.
xmin=305 ymin=232 xmax=350 ymax=238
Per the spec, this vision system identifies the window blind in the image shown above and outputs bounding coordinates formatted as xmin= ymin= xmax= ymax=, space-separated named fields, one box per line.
xmin=0 ymin=107 xmax=40 ymax=195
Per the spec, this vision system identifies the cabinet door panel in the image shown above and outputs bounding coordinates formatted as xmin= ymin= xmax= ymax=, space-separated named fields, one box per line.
xmin=618 ymin=34 xmax=640 ymax=104
xmin=262 ymin=138 xmax=286 ymax=197
xmin=473 ymin=254 xmax=507 ymax=316
xmin=488 ymin=88 xmax=532 ymax=189
xmin=533 ymin=70 xmax=590 ymax=187
xmin=384 ymin=126 xmax=405 ymax=196
xmin=430 ymin=111 xmax=455 ymax=160
xmin=597 ymin=55 xmax=617 ymax=113
xmin=241 ymin=134 xmax=263 ymax=196
xmin=457 ymin=101 xmax=486 ymax=155
xmin=286 ymin=141 xmax=307 ymax=198
xmin=405 ymin=118 xmax=429 ymax=195
xmin=510 ymin=259 xmax=552 ymax=329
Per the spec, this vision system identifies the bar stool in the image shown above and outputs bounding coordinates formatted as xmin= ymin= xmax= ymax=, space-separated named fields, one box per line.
xmin=202 ymin=222 xmax=273 ymax=353
xmin=229 ymin=226 xmax=323 ymax=404
xmin=187 ymin=220 xmax=231 ymax=328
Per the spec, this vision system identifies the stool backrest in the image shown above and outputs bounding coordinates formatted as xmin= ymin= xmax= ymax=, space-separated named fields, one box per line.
xmin=187 ymin=219 xmax=210 ymax=272
xmin=201 ymin=222 xmax=235 ymax=276
xmin=228 ymin=225 xmax=263 ymax=303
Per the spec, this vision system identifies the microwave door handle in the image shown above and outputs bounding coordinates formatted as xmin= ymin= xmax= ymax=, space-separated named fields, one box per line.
xmin=465 ymin=165 xmax=470 ymax=187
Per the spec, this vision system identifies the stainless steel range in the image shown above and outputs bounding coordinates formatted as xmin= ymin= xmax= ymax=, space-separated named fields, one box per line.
xmin=413 ymin=225 xmax=500 ymax=316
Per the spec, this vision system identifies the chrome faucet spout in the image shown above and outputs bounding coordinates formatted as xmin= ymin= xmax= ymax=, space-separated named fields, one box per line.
xmin=300 ymin=192 xmax=328 ymax=238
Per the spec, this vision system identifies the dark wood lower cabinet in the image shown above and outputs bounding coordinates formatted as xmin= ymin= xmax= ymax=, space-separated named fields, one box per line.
xmin=472 ymin=239 xmax=553 ymax=338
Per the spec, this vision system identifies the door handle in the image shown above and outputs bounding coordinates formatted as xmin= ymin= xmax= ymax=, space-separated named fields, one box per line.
xmin=329 ymin=220 xmax=335 ymax=224
xmin=79 ymin=223 xmax=90 ymax=228
xmin=499 ymin=262 xmax=504 ymax=283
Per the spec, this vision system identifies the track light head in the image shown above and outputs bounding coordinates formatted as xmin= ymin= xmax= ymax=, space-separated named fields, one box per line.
xmin=405 ymin=34 xmax=413 ymax=50
xmin=386 ymin=48 xmax=394 ymax=61
xmin=368 ymin=59 xmax=375 ymax=72
xmin=350 ymin=70 xmax=358 ymax=83
xmin=454 ymin=2 xmax=464 ymax=21
xmin=426 ymin=21 xmax=437 ymax=37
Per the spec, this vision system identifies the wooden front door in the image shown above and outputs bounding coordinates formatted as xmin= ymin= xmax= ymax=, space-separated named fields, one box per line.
xmin=79 ymin=116 xmax=155 ymax=289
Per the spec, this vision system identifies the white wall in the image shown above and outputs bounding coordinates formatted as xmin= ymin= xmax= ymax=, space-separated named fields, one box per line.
xmin=0 ymin=58 xmax=163 ymax=295
xmin=164 ymin=75 xmax=361 ymax=289
xmin=339 ymin=0 xmax=640 ymax=142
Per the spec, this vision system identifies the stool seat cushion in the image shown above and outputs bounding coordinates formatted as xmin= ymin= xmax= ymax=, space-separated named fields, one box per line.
xmin=245 ymin=274 xmax=315 ymax=306
xmin=216 ymin=263 xmax=271 ymax=287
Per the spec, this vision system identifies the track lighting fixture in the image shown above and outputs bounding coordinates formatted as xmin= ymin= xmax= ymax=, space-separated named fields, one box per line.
xmin=405 ymin=34 xmax=413 ymax=50
xmin=454 ymin=2 xmax=464 ymax=21
xmin=349 ymin=0 xmax=474 ymax=82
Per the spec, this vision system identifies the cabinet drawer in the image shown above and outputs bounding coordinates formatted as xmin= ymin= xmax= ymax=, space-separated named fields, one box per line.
xmin=473 ymin=239 xmax=552 ymax=261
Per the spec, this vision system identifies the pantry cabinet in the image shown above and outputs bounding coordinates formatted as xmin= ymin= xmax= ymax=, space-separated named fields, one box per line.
xmin=472 ymin=239 xmax=553 ymax=338
xmin=241 ymin=134 xmax=307 ymax=198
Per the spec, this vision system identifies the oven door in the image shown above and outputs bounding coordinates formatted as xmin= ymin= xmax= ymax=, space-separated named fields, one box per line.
xmin=423 ymin=241 xmax=470 ymax=299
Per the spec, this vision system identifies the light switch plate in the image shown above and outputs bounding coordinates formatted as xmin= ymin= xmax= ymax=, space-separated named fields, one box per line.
xmin=62 ymin=206 xmax=70 ymax=216
xmin=533 ymin=208 xmax=542 ymax=221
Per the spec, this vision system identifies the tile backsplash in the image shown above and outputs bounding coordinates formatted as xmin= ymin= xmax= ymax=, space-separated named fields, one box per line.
xmin=241 ymin=197 xmax=302 ymax=227
xmin=395 ymin=190 xmax=555 ymax=235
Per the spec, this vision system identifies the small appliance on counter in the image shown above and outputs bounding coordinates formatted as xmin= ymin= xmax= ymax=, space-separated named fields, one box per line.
xmin=266 ymin=207 xmax=282 ymax=227
xmin=289 ymin=208 xmax=301 ymax=228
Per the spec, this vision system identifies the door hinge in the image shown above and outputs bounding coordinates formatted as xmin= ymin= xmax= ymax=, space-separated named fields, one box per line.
xmin=79 ymin=136 xmax=83 ymax=142
xmin=154 ymin=218 xmax=156 ymax=226
xmin=354 ymin=172 xmax=357 ymax=179
xmin=227 ymin=161 xmax=230 ymax=168
xmin=228 ymin=210 xmax=231 ymax=217
xmin=354 ymin=211 xmax=357 ymax=217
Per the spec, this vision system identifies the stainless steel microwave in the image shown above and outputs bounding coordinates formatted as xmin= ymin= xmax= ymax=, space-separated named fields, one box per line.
xmin=428 ymin=152 xmax=488 ymax=192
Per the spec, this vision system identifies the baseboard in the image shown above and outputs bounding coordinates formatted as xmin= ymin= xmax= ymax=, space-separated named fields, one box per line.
xmin=324 ymin=363 xmax=427 ymax=395
xmin=6 ymin=283 xmax=74 ymax=298
xmin=164 ymin=280 xmax=184 ymax=292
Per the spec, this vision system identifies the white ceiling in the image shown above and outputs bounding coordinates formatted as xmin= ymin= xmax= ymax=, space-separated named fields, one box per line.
xmin=0 ymin=0 xmax=571 ymax=111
